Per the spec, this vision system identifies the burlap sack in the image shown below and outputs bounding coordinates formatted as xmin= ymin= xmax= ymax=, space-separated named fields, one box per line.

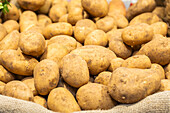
xmin=0 ymin=91 xmax=169 ymax=113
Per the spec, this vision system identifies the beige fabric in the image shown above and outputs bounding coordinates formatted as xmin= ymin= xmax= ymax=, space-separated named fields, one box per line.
xmin=0 ymin=91 xmax=169 ymax=113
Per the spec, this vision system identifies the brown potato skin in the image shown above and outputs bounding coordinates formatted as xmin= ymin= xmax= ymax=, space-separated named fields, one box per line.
xmin=37 ymin=15 xmax=52 ymax=29
xmin=122 ymin=23 xmax=154 ymax=46
xmin=81 ymin=0 xmax=108 ymax=17
xmin=59 ymin=14 xmax=68 ymax=23
xmin=96 ymin=16 xmax=117 ymax=32
xmin=151 ymin=64 xmax=165 ymax=80
xmin=33 ymin=96 xmax=47 ymax=108
xmin=38 ymin=0 xmax=52 ymax=14
xmin=43 ymin=22 xmax=73 ymax=39
xmin=22 ymin=77 xmax=38 ymax=96
xmin=0 ymin=49 xmax=38 ymax=76
xmin=18 ymin=0 xmax=45 ymax=11
xmin=3 ymin=80 xmax=34 ymax=101
xmin=74 ymin=19 xmax=97 ymax=43
xmin=84 ymin=30 xmax=108 ymax=46
xmin=165 ymin=63 xmax=170 ymax=79
xmin=0 ymin=24 xmax=7 ymax=41
xmin=3 ymin=20 xmax=19 ymax=33
xmin=126 ymin=0 xmax=156 ymax=20
xmin=108 ymin=67 xmax=161 ymax=104
xmin=76 ymin=83 xmax=116 ymax=110
xmin=0 ymin=30 xmax=20 ymax=50
xmin=151 ymin=22 xmax=168 ymax=36
xmin=159 ymin=79 xmax=170 ymax=91
xmin=61 ymin=54 xmax=89 ymax=88
xmin=34 ymin=59 xmax=59 ymax=95
xmin=94 ymin=71 xmax=112 ymax=85
xmin=152 ymin=7 xmax=165 ymax=19
xmin=48 ymin=87 xmax=81 ymax=113
xmin=0 ymin=65 xmax=14 ymax=83
xmin=108 ymin=58 xmax=124 ymax=71
xmin=122 ymin=55 xmax=151 ymax=69
xmin=0 ymin=81 xmax=5 ymax=94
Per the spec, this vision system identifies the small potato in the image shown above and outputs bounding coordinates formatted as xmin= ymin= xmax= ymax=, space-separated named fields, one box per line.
xmin=96 ymin=16 xmax=117 ymax=32
xmin=18 ymin=0 xmax=45 ymax=11
xmin=151 ymin=64 xmax=165 ymax=79
xmin=81 ymin=0 xmax=108 ymax=17
xmin=49 ymin=4 xmax=67 ymax=22
xmin=34 ymin=59 xmax=59 ymax=95
xmin=151 ymin=22 xmax=168 ymax=36
xmin=76 ymin=83 xmax=116 ymax=110
xmin=74 ymin=19 xmax=97 ymax=43
xmin=48 ymin=87 xmax=81 ymax=112
xmin=37 ymin=15 xmax=52 ymax=29
xmin=59 ymin=14 xmax=68 ymax=22
xmin=61 ymin=54 xmax=89 ymax=88
xmin=122 ymin=23 xmax=154 ymax=46
xmin=122 ymin=55 xmax=151 ymax=69
xmin=47 ymin=35 xmax=77 ymax=52
xmin=0 ymin=24 xmax=7 ymax=41
xmin=165 ymin=64 xmax=170 ymax=79
xmin=108 ymin=29 xmax=132 ymax=59
xmin=108 ymin=67 xmax=161 ymax=103
xmin=0 ymin=65 xmax=14 ymax=83
xmin=0 ymin=81 xmax=5 ymax=94
xmin=22 ymin=77 xmax=38 ymax=96
xmin=108 ymin=58 xmax=124 ymax=71
xmin=94 ymin=71 xmax=112 ymax=85
xmin=19 ymin=30 xmax=46 ymax=57
xmin=0 ymin=49 xmax=38 ymax=76
xmin=129 ymin=13 xmax=161 ymax=25
xmin=43 ymin=22 xmax=73 ymax=39
xmin=84 ymin=30 xmax=108 ymax=46
xmin=33 ymin=96 xmax=47 ymax=108
xmin=0 ymin=30 xmax=20 ymax=50
xmin=3 ymin=20 xmax=19 ymax=33
xmin=3 ymin=80 xmax=34 ymax=101
xmin=126 ymin=0 xmax=156 ymax=20
xmin=159 ymin=79 xmax=170 ymax=91
xmin=52 ymin=0 xmax=68 ymax=7
xmin=3 ymin=3 xmax=19 ymax=21
xmin=152 ymin=7 xmax=165 ymax=19
xmin=38 ymin=0 xmax=52 ymax=14
xmin=41 ymin=44 xmax=69 ymax=66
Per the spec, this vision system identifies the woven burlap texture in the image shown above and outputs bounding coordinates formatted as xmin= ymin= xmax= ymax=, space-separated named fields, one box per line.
xmin=0 ymin=91 xmax=169 ymax=113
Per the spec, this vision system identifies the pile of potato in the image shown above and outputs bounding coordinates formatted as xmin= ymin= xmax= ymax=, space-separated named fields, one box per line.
xmin=0 ymin=0 xmax=170 ymax=112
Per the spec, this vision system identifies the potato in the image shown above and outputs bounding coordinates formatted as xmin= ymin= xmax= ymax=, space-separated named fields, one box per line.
xmin=14 ymin=75 xmax=26 ymax=81
xmin=122 ymin=55 xmax=151 ymax=69
xmin=61 ymin=54 xmax=89 ymax=88
xmin=0 ymin=81 xmax=5 ymax=94
xmin=108 ymin=0 xmax=126 ymax=16
xmin=151 ymin=64 xmax=165 ymax=79
xmin=37 ymin=15 xmax=52 ymax=29
xmin=3 ymin=20 xmax=19 ymax=33
xmin=3 ymin=3 xmax=19 ymax=21
xmin=74 ymin=19 xmax=97 ymax=43
xmin=84 ymin=30 xmax=108 ymax=46
xmin=19 ymin=30 xmax=46 ymax=57
xmin=0 ymin=24 xmax=7 ymax=41
xmin=49 ymin=4 xmax=67 ymax=22
xmin=81 ymin=0 xmax=108 ymax=17
xmin=18 ymin=0 xmax=45 ymax=11
xmin=126 ymin=0 xmax=156 ymax=20
xmin=159 ymin=79 xmax=170 ymax=91
xmin=137 ymin=35 xmax=170 ymax=65
xmin=76 ymin=83 xmax=116 ymax=110
xmin=129 ymin=13 xmax=161 ymax=25
xmin=59 ymin=14 xmax=68 ymax=22
xmin=48 ymin=87 xmax=81 ymax=112
xmin=152 ymin=7 xmax=165 ymax=19
xmin=0 ymin=65 xmax=14 ymax=83
xmin=43 ymin=22 xmax=73 ymax=39
xmin=47 ymin=35 xmax=77 ymax=52
xmin=76 ymin=42 xmax=83 ymax=48
xmin=22 ymin=77 xmax=38 ymax=96
xmin=108 ymin=67 xmax=161 ymax=103
xmin=94 ymin=71 xmax=112 ymax=86
xmin=0 ymin=49 xmax=38 ymax=76
xmin=38 ymin=0 xmax=52 ymax=14
xmin=34 ymin=59 xmax=59 ymax=95
xmin=0 ymin=30 xmax=20 ymax=50
xmin=150 ymin=22 xmax=168 ymax=36
xmin=96 ymin=16 xmax=117 ymax=32
xmin=165 ymin=63 xmax=170 ymax=79
xmin=108 ymin=58 xmax=124 ymax=72
xmin=108 ymin=29 xmax=132 ymax=59
xmin=33 ymin=96 xmax=47 ymax=108
xmin=70 ymin=45 xmax=117 ymax=75
xmin=52 ymin=0 xmax=68 ymax=6
xmin=3 ymin=80 xmax=34 ymax=101
xmin=122 ymin=23 xmax=154 ymax=46
xmin=41 ymin=44 xmax=69 ymax=66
